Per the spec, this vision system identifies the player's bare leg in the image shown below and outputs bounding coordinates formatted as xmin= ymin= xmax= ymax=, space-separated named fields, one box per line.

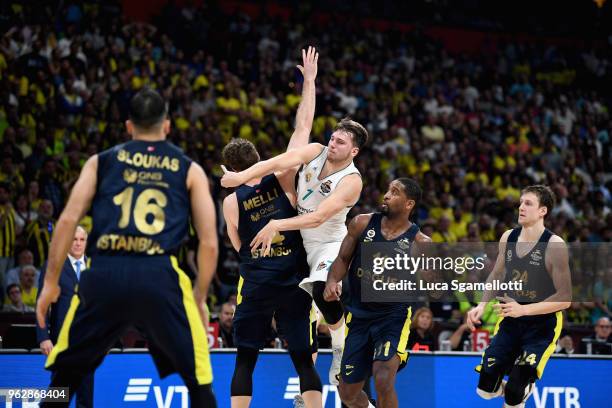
xmin=338 ymin=379 xmax=372 ymax=408
xmin=372 ymin=357 xmax=401 ymax=408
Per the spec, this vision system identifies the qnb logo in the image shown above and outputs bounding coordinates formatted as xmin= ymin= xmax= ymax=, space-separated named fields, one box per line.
xmin=124 ymin=378 xmax=189 ymax=408
xmin=284 ymin=377 xmax=341 ymax=408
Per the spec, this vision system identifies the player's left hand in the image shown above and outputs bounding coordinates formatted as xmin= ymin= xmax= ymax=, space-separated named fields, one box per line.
xmin=220 ymin=165 xmax=245 ymax=188
xmin=494 ymin=295 xmax=525 ymax=318
xmin=250 ymin=220 xmax=279 ymax=256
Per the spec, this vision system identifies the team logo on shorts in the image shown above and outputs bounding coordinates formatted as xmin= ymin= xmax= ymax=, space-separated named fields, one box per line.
xmin=316 ymin=261 xmax=327 ymax=271
xmin=320 ymin=180 xmax=333 ymax=194
xmin=305 ymin=172 xmax=312 ymax=182
xmin=123 ymin=168 xmax=138 ymax=184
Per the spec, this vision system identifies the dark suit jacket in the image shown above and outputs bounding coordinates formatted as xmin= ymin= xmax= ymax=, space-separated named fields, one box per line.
xmin=36 ymin=258 xmax=81 ymax=343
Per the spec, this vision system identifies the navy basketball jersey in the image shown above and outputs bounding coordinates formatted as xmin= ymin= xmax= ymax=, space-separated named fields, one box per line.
xmin=88 ymin=140 xmax=193 ymax=257
xmin=236 ymin=174 xmax=308 ymax=288
xmin=503 ymin=227 xmax=556 ymax=316
xmin=347 ymin=213 xmax=419 ymax=318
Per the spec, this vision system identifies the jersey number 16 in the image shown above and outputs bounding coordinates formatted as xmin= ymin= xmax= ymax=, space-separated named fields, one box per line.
xmin=113 ymin=187 xmax=167 ymax=235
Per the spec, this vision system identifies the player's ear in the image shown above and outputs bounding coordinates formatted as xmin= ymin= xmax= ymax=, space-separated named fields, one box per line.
xmin=162 ymin=119 xmax=171 ymax=135
xmin=406 ymin=199 xmax=415 ymax=212
xmin=351 ymin=146 xmax=359 ymax=157
xmin=125 ymin=120 xmax=134 ymax=135
xmin=539 ymin=205 xmax=547 ymax=218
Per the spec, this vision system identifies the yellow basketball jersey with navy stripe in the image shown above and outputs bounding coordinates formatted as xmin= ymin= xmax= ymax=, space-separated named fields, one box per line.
xmin=88 ymin=140 xmax=192 ymax=257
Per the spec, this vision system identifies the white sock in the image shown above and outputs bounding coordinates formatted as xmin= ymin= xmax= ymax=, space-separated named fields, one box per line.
xmin=329 ymin=320 xmax=345 ymax=349
xmin=367 ymin=402 xmax=375 ymax=408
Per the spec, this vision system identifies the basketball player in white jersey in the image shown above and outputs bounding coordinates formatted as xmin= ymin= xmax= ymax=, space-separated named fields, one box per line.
xmin=221 ymin=118 xmax=368 ymax=385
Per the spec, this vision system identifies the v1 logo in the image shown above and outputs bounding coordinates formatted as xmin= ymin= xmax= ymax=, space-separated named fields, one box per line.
xmin=284 ymin=377 xmax=341 ymax=408
xmin=124 ymin=378 xmax=189 ymax=408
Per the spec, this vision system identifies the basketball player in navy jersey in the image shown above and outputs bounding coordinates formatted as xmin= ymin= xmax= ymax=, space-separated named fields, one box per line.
xmin=324 ymin=178 xmax=431 ymax=408
xmin=36 ymin=89 xmax=218 ymax=407
xmin=222 ymin=47 xmax=323 ymax=408
xmin=467 ymin=185 xmax=571 ymax=408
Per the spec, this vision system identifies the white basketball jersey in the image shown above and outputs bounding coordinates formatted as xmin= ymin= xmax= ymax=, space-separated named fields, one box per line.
xmin=297 ymin=147 xmax=360 ymax=246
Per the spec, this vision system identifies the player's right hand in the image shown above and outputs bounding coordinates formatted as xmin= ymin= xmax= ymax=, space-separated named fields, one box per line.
xmin=40 ymin=340 xmax=54 ymax=356
xmin=323 ymin=281 xmax=341 ymax=302
xmin=220 ymin=165 xmax=245 ymax=188
xmin=36 ymin=283 xmax=60 ymax=330
xmin=297 ymin=46 xmax=319 ymax=82
xmin=466 ymin=304 xmax=484 ymax=332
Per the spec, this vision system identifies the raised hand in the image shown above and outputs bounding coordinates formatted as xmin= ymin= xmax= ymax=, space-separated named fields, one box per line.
xmin=297 ymin=46 xmax=319 ymax=82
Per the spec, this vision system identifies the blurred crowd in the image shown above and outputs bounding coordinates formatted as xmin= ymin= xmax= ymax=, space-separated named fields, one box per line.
xmin=0 ymin=1 xmax=610 ymax=351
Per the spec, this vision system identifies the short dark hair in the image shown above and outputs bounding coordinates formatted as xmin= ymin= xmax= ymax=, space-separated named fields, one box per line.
xmin=335 ymin=117 xmax=369 ymax=149
xmin=6 ymin=283 xmax=20 ymax=296
xmin=222 ymin=138 xmax=260 ymax=172
xmin=522 ymin=185 xmax=556 ymax=217
xmin=129 ymin=88 xmax=168 ymax=130
xmin=397 ymin=177 xmax=422 ymax=204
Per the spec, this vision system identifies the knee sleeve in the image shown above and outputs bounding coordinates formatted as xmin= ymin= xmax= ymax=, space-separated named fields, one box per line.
xmin=231 ymin=347 xmax=259 ymax=397
xmin=504 ymin=366 xmax=535 ymax=406
xmin=477 ymin=370 xmax=504 ymax=399
xmin=312 ymin=281 xmax=344 ymax=325
xmin=289 ymin=350 xmax=322 ymax=394
xmin=189 ymin=384 xmax=217 ymax=408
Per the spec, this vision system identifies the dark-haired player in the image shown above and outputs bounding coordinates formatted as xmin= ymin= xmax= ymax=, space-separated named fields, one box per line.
xmin=37 ymin=88 xmax=218 ymax=407
xmin=221 ymin=117 xmax=369 ymax=385
xmin=468 ymin=185 xmax=571 ymax=408
xmin=324 ymin=178 xmax=430 ymax=408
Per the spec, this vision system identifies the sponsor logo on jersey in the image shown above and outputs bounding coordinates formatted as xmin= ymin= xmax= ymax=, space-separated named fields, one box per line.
xmin=531 ymin=249 xmax=542 ymax=263
xmin=317 ymin=261 xmax=327 ymax=271
xmin=506 ymin=250 xmax=512 ymax=262
xmin=123 ymin=168 xmax=138 ymax=184
xmin=397 ymin=237 xmax=411 ymax=250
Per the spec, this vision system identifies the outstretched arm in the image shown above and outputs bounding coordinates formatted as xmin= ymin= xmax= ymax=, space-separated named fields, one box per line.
xmin=221 ymin=143 xmax=324 ymax=187
xmin=250 ymin=174 xmax=362 ymax=254
xmin=324 ymin=214 xmax=372 ymax=301
xmin=287 ymin=46 xmax=318 ymax=151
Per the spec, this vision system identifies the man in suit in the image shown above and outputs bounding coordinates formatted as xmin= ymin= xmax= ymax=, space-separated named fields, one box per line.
xmin=36 ymin=225 xmax=93 ymax=407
